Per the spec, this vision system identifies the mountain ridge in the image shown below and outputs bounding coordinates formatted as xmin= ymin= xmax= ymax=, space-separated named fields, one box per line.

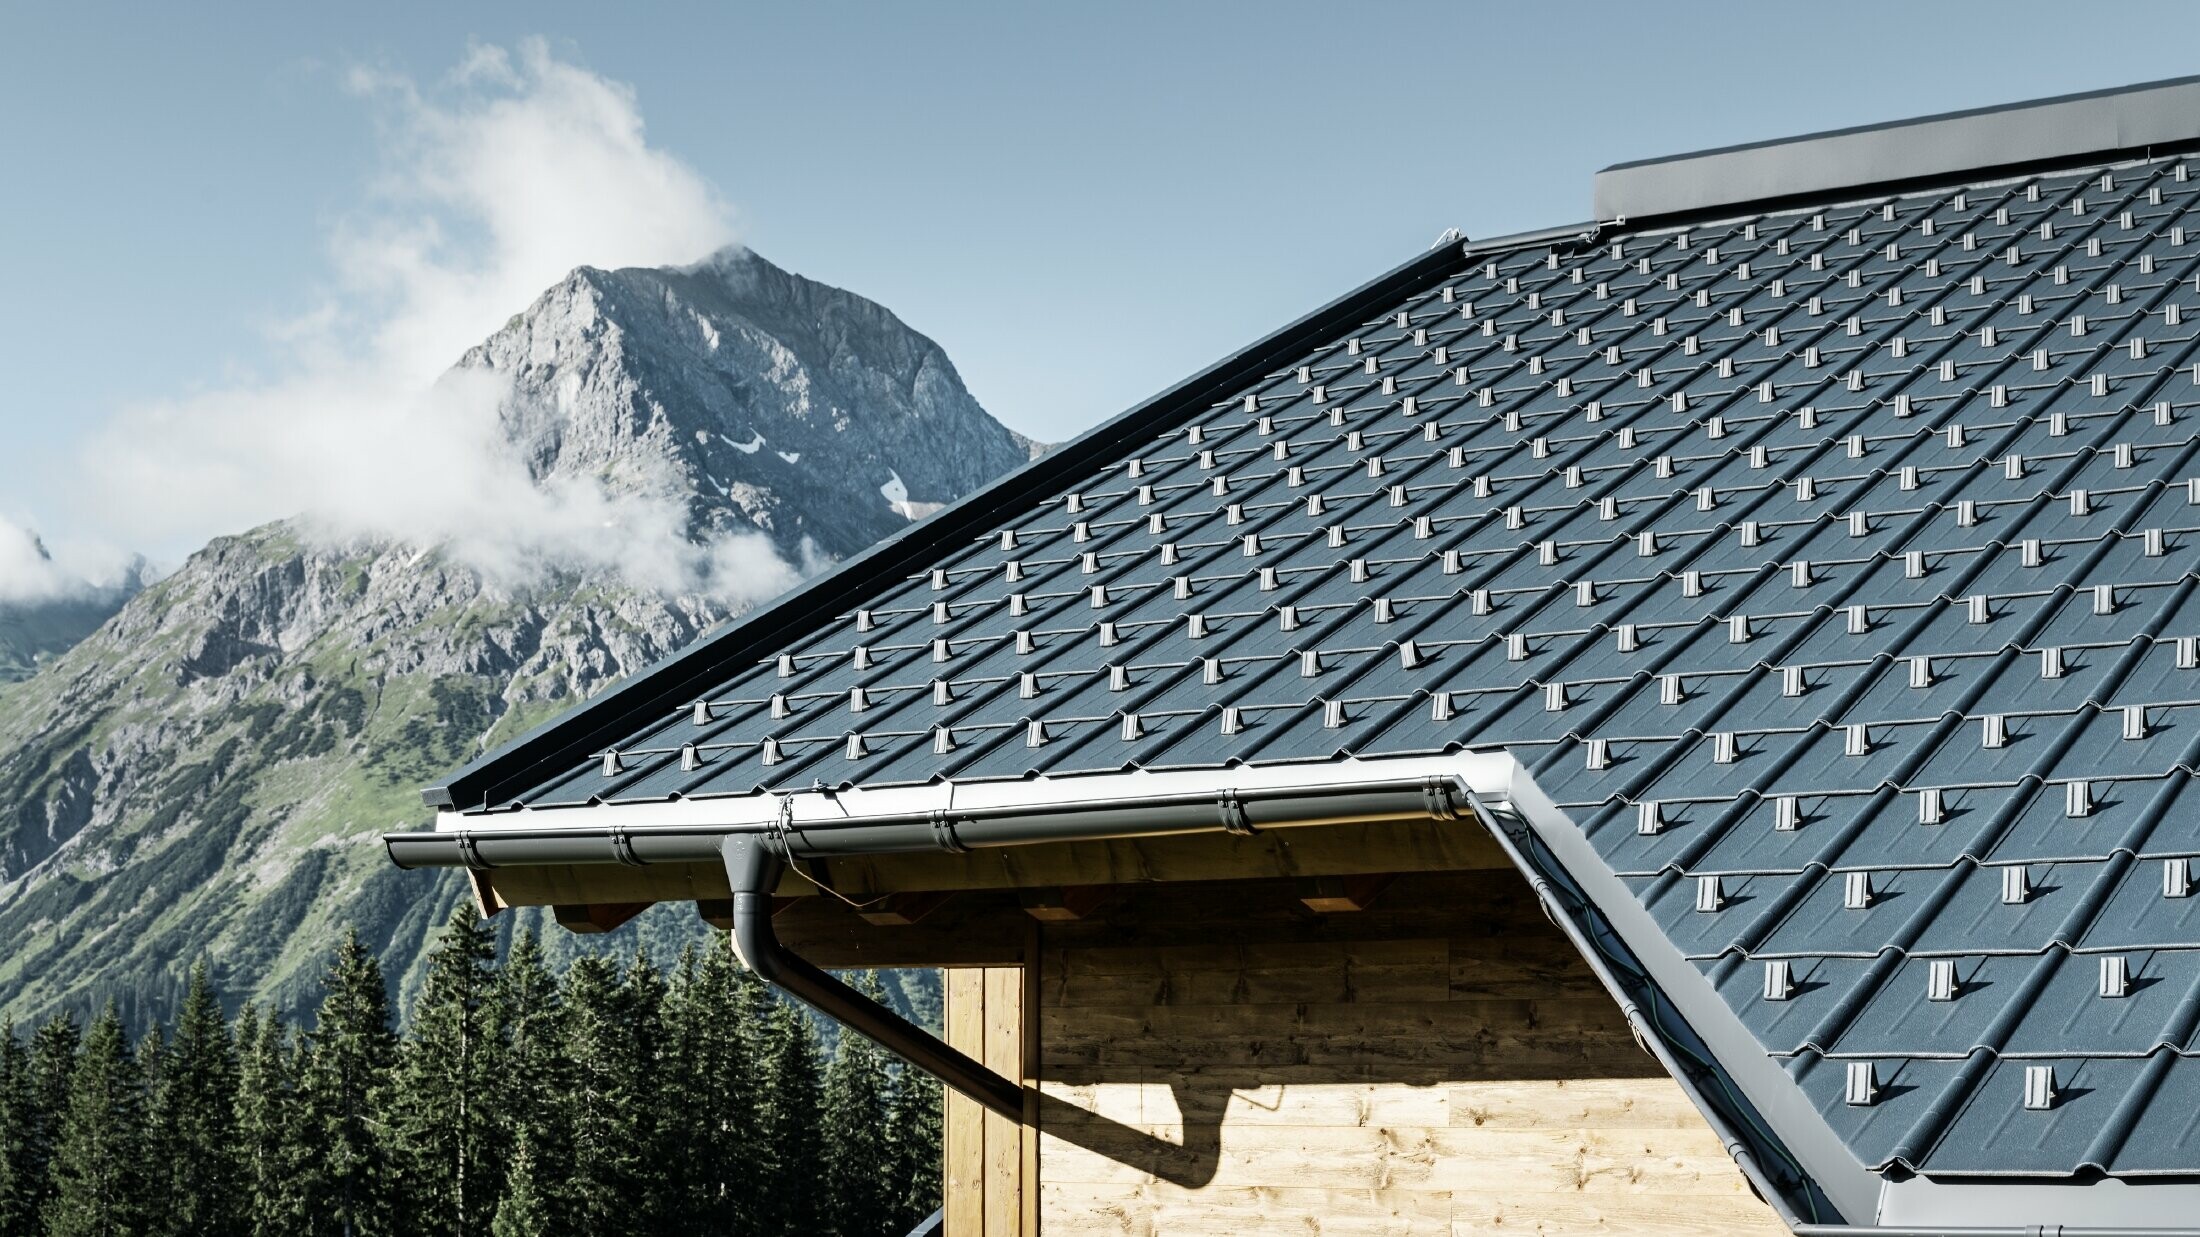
xmin=0 ymin=246 xmax=1029 ymax=1025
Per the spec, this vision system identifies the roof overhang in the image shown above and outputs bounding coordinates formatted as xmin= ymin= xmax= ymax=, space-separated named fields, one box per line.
xmin=393 ymin=750 xmax=2200 ymax=1231
xmin=1596 ymin=74 xmax=2200 ymax=223
xmin=393 ymin=751 xmax=1842 ymax=1225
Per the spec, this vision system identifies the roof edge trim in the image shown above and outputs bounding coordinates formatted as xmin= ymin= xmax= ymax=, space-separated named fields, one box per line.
xmin=1595 ymin=75 xmax=2200 ymax=225
xmin=426 ymin=231 xmax=1525 ymax=811
xmin=397 ymin=748 xmax=1829 ymax=1228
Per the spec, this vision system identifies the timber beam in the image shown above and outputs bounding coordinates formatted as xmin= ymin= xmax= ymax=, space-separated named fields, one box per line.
xmin=857 ymin=890 xmax=958 ymax=927
xmin=1019 ymin=885 xmax=1115 ymax=922
xmin=1298 ymin=873 xmax=1398 ymax=913
xmin=553 ymin=901 xmax=649 ymax=934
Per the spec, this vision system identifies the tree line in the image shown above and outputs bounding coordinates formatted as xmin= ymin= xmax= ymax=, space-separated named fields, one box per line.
xmin=0 ymin=909 xmax=941 ymax=1237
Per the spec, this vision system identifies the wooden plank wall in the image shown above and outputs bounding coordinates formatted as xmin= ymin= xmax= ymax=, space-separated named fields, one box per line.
xmin=945 ymin=965 xmax=1039 ymax=1235
xmin=1030 ymin=870 xmax=1785 ymax=1235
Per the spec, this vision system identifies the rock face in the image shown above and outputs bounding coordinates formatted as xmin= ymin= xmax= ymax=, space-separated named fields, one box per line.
xmin=0 ymin=248 xmax=1030 ymax=1025
xmin=473 ymin=248 xmax=1036 ymax=559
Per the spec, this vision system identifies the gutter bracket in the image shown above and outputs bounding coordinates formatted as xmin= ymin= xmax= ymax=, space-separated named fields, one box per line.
xmin=928 ymin=808 xmax=970 ymax=853
xmin=1217 ymin=792 xmax=1256 ymax=837
xmin=719 ymin=834 xmax=1025 ymax=1123
xmin=1421 ymin=777 xmax=1463 ymax=822
xmin=454 ymin=833 xmax=489 ymax=871
xmin=608 ymin=827 xmax=642 ymax=867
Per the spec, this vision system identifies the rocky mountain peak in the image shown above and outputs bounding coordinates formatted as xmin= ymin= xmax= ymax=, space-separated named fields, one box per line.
xmin=466 ymin=245 xmax=1032 ymax=560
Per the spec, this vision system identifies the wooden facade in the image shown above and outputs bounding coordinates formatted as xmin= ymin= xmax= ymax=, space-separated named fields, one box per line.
xmin=921 ymin=870 xmax=1783 ymax=1235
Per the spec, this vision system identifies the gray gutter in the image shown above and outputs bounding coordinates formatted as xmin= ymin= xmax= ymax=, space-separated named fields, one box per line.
xmin=384 ymin=776 xmax=1470 ymax=870
xmin=391 ymin=752 xmax=2200 ymax=1231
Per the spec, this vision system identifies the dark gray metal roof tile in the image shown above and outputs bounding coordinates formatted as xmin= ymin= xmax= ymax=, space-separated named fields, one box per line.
xmin=1830 ymin=953 xmax=2040 ymax=1057
xmin=1918 ymin=1054 xmax=2154 ymax=1175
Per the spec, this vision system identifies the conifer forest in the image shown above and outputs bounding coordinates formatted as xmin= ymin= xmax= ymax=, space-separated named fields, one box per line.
xmin=0 ymin=910 xmax=943 ymax=1237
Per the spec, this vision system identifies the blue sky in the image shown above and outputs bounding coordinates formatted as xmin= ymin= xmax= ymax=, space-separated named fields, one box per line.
xmin=6 ymin=1 xmax=2200 ymax=584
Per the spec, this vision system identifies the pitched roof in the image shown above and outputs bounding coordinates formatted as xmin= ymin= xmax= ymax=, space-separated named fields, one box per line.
xmin=423 ymin=80 xmax=2200 ymax=1219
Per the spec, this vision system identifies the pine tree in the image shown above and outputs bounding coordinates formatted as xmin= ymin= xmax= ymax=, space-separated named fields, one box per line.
xmin=43 ymin=1002 xmax=149 ymax=1237
xmin=486 ymin=1130 xmax=551 ymax=1237
xmin=387 ymin=908 xmax=499 ymax=1237
xmin=234 ymin=1005 xmax=304 ymax=1237
xmin=619 ymin=948 xmax=673 ymax=1233
xmin=821 ymin=972 xmax=899 ymax=1237
xmin=559 ymin=954 xmax=645 ymax=1237
xmin=887 ymin=1064 xmax=944 ymax=1230
xmin=15 ymin=1014 xmax=77 ymax=1235
xmin=487 ymin=930 xmax=566 ymax=1230
xmin=133 ymin=1024 xmax=163 ymax=1114
xmin=662 ymin=942 xmax=763 ymax=1235
xmin=144 ymin=961 xmax=245 ymax=1237
xmin=298 ymin=930 xmax=398 ymax=1237
xmin=0 ymin=1023 xmax=34 ymax=1237
xmin=757 ymin=997 xmax=825 ymax=1235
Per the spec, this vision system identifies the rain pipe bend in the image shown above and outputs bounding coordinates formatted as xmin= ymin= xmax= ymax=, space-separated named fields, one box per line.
xmin=721 ymin=833 xmax=1024 ymax=1122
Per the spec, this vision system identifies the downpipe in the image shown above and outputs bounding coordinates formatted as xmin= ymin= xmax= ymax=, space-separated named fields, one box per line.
xmin=722 ymin=834 xmax=1025 ymax=1123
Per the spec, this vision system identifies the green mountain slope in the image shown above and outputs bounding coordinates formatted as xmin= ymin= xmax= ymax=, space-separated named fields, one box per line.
xmin=0 ymin=248 xmax=1026 ymax=1025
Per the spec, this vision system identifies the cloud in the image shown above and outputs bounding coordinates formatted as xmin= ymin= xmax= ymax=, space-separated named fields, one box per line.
xmin=0 ymin=517 xmax=135 ymax=606
xmin=0 ymin=520 xmax=72 ymax=605
xmin=79 ymin=39 xmax=795 ymax=604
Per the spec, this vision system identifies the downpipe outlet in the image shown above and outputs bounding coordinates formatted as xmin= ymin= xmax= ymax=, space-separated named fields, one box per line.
xmin=721 ymin=835 xmax=1025 ymax=1122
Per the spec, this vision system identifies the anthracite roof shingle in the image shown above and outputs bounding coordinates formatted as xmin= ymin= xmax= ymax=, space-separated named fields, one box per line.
xmin=433 ymin=140 xmax=2200 ymax=1191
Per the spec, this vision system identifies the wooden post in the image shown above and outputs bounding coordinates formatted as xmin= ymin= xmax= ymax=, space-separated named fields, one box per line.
xmin=943 ymin=962 xmax=1034 ymax=1234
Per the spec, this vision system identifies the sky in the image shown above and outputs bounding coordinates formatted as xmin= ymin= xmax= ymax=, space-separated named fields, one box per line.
xmin=5 ymin=1 xmax=2200 ymax=594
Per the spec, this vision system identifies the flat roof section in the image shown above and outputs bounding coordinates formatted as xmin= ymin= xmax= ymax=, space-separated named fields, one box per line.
xmin=1595 ymin=75 xmax=2200 ymax=223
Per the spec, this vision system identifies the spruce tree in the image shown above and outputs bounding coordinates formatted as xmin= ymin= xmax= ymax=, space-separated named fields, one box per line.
xmin=150 ymin=961 xmax=245 ymax=1237
xmin=887 ymin=1064 xmax=945 ymax=1230
xmin=620 ymin=948 xmax=674 ymax=1233
xmin=486 ymin=1130 xmax=551 ymax=1237
xmin=298 ymin=930 xmax=398 ymax=1237
xmin=487 ymin=930 xmax=566 ymax=1229
xmin=133 ymin=1024 xmax=163 ymax=1114
xmin=757 ymin=997 xmax=825 ymax=1235
xmin=0 ymin=1023 xmax=33 ymax=1237
xmin=663 ymin=942 xmax=763 ymax=1235
xmin=234 ymin=1005 xmax=304 ymax=1237
xmin=820 ymin=973 xmax=898 ymax=1237
xmin=387 ymin=908 xmax=499 ymax=1237
xmin=43 ymin=1002 xmax=149 ymax=1237
xmin=18 ymin=1014 xmax=77 ymax=1234
xmin=558 ymin=954 xmax=644 ymax=1237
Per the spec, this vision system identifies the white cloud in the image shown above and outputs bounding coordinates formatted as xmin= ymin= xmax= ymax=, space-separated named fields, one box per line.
xmin=78 ymin=39 xmax=796 ymax=604
xmin=0 ymin=517 xmax=135 ymax=606
xmin=0 ymin=520 xmax=71 ymax=605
